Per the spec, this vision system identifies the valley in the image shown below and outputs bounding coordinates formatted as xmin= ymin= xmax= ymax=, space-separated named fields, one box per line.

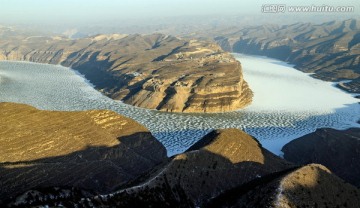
xmin=1 ymin=14 xmax=360 ymax=207
xmin=1 ymin=55 xmax=358 ymax=156
xmin=1 ymin=108 xmax=359 ymax=207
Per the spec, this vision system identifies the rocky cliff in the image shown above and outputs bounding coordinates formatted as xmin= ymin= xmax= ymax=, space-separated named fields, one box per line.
xmin=0 ymin=102 xmax=167 ymax=203
xmin=0 ymin=30 xmax=252 ymax=112
xmin=214 ymin=19 xmax=360 ymax=93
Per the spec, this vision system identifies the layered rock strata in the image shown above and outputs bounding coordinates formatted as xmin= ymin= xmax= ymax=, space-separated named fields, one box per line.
xmin=0 ymin=31 xmax=252 ymax=112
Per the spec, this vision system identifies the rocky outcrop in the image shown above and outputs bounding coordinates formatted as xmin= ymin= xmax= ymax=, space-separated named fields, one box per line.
xmin=282 ymin=128 xmax=360 ymax=188
xmin=0 ymin=31 xmax=252 ymax=112
xmin=0 ymin=102 xmax=167 ymax=203
xmin=214 ymin=19 xmax=360 ymax=93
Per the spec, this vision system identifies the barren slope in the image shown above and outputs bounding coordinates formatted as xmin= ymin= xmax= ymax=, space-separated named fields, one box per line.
xmin=0 ymin=102 xmax=167 ymax=203
xmin=282 ymin=128 xmax=360 ymax=187
xmin=0 ymin=31 xmax=252 ymax=112
xmin=13 ymin=129 xmax=292 ymax=207
xmin=207 ymin=164 xmax=360 ymax=207
xmin=106 ymin=129 xmax=292 ymax=207
xmin=4 ymin=128 xmax=360 ymax=207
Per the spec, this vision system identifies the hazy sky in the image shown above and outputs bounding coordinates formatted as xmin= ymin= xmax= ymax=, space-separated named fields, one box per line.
xmin=1 ymin=0 xmax=359 ymax=26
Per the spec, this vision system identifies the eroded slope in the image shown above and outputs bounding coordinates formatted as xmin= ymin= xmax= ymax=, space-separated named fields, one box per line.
xmin=0 ymin=102 xmax=167 ymax=202
xmin=0 ymin=31 xmax=252 ymax=112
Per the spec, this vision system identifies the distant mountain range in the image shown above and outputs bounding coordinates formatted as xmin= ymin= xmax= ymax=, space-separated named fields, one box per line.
xmin=214 ymin=19 xmax=360 ymax=93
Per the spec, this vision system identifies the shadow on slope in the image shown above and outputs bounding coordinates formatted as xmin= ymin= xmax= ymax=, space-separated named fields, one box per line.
xmin=205 ymin=164 xmax=360 ymax=208
xmin=282 ymin=127 xmax=360 ymax=188
xmin=0 ymin=132 xmax=167 ymax=204
xmin=4 ymin=129 xmax=295 ymax=207
xmin=86 ymin=129 xmax=294 ymax=207
xmin=276 ymin=165 xmax=360 ymax=208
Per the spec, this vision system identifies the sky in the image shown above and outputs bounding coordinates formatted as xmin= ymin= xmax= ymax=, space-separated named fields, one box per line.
xmin=0 ymin=0 xmax=359 ymax=26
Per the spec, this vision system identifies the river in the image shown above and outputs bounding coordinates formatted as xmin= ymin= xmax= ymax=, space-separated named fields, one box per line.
xmin=1 ymin=53 xmax=359 ymax=156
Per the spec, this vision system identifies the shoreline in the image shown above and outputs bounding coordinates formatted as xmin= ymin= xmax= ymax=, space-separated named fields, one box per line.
xmin=232 ymin=53 xmax=360 ymax=99
xmin=1 ymin=56 xmax=359 ymax=156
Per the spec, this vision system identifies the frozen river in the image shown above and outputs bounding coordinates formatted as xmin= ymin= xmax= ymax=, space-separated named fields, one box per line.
xmin=1 ymin=54 xmax=359 ymax=156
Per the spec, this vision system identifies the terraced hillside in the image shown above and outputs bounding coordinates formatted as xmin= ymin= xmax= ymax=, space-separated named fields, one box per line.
xmin=0 ymin=29 xmax=252 ymax=112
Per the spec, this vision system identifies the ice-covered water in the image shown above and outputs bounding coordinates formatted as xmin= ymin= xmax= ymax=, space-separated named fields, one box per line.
xmin=0 ymin=54 xmax=359 ymax=156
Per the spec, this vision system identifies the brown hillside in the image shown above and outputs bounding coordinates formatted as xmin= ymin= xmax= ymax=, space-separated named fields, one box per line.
xmin=87 ymin=128 xmax=293 ymax=207
xmin=282 ymin=128 xmax=360 ymax=188
xmin=0 ymin=30 xmax=252 ymax=113
xmin=0 ymin=102 xmax=167 ymax=202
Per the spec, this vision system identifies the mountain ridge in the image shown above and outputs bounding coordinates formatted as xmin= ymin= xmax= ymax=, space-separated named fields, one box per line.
xmin=282 ymin=127 xmax=360 ymax=188
xmin=214 ymin=19 xmax=360 ymax=93
xmin=3 ymin=124 xmax=359 ymax=208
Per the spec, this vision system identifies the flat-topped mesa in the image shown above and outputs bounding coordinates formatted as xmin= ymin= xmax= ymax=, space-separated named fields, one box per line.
xmin=0 ymin=31 xmax=253 ymax=113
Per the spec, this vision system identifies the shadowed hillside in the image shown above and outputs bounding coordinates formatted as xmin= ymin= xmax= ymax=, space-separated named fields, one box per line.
xmin=206 ymin=164 xmax=360 ymax=208
xmin=2 ymin=104 xmax=359 ymax=207
xmin=282 ymin=128 xmax=360 ymax=188
xmin=0 ymin=102 xmax=167 ymax=203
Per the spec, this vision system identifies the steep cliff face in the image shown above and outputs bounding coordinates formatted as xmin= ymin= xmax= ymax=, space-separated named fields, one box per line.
xmin=214 ymin=19 xmax=360 ymax=93
xmin=0 ymin=31 xmax=252 ymax=112
xmin=0 ymin=102 xmax=167 ymax=203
